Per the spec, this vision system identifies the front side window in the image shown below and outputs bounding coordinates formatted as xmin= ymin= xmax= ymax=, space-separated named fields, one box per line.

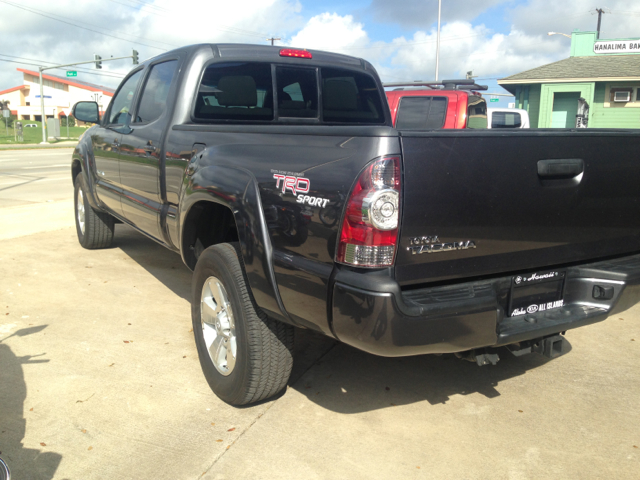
xmin=321 ymin=68 xmax=385 ymax=124
xmin=396 ymin=96 xmax=447 ymax=129
xmin=491 ymin=111 xmax=522 ymax=128
xmin=194 ymin=62 xmax=273 ymax=121
xmin=135 ymin=60 xmax=178 ymax=124
xmin=108 ymin=70 xmax=143 ymax=125
xmin=276 ymin=67 xmax=318 ymax=118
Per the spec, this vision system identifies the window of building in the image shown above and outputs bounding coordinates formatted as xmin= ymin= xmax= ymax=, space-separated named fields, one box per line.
xmin=610 ymin=87 xmax=634 ymax=103
xmin=321 ymin=68 xmax=385 ymax=124
xmin=195 ymin=62 xmax=273 ymax=121
xmin=107 ymin=69 xmax=143 ymax=125
xmin=396 ymin=96 xmax=447 ymax=129
xmin=134 ymin=60 xmax=178 ymax=124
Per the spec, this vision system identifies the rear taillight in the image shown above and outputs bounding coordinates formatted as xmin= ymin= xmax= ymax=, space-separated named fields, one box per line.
xmin=336 ymin=156 xmax=401 ymax=267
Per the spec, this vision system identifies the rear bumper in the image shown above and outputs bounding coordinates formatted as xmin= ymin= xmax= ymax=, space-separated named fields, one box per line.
xmin=331 ymin=253 xmax=640 ymax=356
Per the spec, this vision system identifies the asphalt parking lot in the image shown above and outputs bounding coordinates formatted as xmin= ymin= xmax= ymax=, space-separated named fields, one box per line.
xmin=1 ymin=149 xmax=639 ymax=479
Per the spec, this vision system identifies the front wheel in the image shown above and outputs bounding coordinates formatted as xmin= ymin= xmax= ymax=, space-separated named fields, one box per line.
xmin=74 ymin=175 xmax=114 ymax=249
xmin=191 ymin=243 xmax=294 ymax=405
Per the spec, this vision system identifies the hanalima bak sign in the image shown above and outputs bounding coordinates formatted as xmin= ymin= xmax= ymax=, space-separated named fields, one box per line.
xmin=594 ymin=40 xmax=640 ymax=54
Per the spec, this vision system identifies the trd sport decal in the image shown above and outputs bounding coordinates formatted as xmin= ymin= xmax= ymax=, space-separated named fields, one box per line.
xmin=271 ymin=170 xmax=330 ymax=207
xmin=273 ymin=173 xmax=310 ymax=195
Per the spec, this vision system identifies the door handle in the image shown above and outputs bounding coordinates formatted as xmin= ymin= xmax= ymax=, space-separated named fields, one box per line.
xmin=537 ymin=159 xmax=584 ymax=178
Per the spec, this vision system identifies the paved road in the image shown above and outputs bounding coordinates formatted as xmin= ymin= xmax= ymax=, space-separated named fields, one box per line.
xmin=0 ymin=148 xmax=73 ymax=208
xmin=0 ymin=148 xmax=639 ymax=479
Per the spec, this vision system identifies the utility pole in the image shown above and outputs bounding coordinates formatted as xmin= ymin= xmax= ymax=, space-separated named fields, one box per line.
xmin=37 ymin=51 xmax=138 ymax=144
xmin=435 ymin=0 xmax=442 ymax=81
xmin=595 ymin=8 xmax=605 ymax=39
xmin=266 ymin=37 xmax=281 ymax=46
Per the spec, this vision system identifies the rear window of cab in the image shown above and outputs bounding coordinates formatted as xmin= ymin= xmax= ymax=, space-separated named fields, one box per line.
xmin=194 ymin=62 xmax=385 ymax=125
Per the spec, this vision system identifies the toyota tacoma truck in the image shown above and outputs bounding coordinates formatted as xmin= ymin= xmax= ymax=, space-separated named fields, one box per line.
xmin=71 ymin=43 xmax=640 ymax=405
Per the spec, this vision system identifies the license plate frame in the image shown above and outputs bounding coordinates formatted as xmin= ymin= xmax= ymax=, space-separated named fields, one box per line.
xmin=508 ymin=270 xmax=566 ymax=318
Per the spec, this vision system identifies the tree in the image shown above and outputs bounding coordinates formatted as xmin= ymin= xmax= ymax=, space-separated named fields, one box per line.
xmin=0 ymin=100 xmax=13 ymax=129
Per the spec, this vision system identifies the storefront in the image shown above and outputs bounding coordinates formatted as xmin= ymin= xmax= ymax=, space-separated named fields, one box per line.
xmin=498 ymin=31 xmax=640 ymax=129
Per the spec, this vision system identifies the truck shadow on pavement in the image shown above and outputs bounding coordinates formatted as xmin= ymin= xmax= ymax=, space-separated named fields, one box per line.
xmin=113 ymin=225 xmax=193 ymax=301
xmin=0 ymin=326 xmax=62 ymax=480
xmin=289 ymin=338 xmax=572 ymax=414
xmin=109 ymin=225 xmax=570 ymax=415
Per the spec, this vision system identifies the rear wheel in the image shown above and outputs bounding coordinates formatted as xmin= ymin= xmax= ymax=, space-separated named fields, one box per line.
xmin=74 ymin=175 xmax=114 ymax=249
xmin=192 ymin=243 xmax=294 ymax=405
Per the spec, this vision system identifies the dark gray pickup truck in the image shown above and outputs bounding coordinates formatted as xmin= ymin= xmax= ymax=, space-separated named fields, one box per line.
xmin=71 ymin=43 xmax=640 ymax=405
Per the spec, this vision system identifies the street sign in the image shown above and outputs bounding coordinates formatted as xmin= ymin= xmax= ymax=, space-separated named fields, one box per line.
xmin=490 ymin=98 xmax=499 ymax=102
xmin=2 ymin=109 xmax=9 ymax=118
xmin=67 ymin=71 xmax=77 ymax=77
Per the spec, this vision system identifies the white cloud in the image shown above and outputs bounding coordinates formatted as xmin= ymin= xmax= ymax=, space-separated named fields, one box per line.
xmin=288 ymin=13 xmax=370 ymax=53
xmin=0 ymin=0 xmax=304 ymax=91
xmin=2 ymin=0 xmax=638 ymax=100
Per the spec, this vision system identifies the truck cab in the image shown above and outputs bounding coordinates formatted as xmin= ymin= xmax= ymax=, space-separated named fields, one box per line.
xmin=384 ymin=79 xmax=488 ymax=129
xmin=487 ymin=107 xmax=530 ymax=129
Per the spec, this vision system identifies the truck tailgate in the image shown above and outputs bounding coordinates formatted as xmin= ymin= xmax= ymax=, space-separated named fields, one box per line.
xmin=396 ymin=130 xmax=640 ymax=286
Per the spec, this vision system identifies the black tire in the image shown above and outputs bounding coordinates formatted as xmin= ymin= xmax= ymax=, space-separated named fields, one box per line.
xmin=191 ymin=243 xmax=294 ymax=405
xmin=74 ymin=175 xmax=115 ymax=249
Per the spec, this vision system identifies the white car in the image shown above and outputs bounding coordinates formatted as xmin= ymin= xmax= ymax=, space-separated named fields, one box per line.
xmin=24 ymin=123 xmax=38 ymax=127
xmin=487 ymin=108 xmax=530 ymax=129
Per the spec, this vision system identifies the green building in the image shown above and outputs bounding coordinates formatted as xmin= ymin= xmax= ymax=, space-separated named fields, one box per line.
xmin=498 ymin=31 xmax=640 ymax=128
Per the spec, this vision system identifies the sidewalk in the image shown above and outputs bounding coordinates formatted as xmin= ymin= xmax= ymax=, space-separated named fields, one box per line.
xmin=0 ymin=141 xmax=78 ymax=150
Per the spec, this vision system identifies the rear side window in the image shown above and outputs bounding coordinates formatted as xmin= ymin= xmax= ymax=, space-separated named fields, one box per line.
xmin=491 ymin=111 xmax=522 ymax=128
xmin=194 ymin=62 xmax=273 ymax=121
xmin=276 ymin=66 xmax=318 ymax=118
xmin=396 ymin=96 xmax=447 ymax=129
xmin=321 ymin=68 xmax=385 ymax=124
xmin=466 ymin=95 xmax=487 ymax=129
xmin=135 ymin=60 xmax=178 ymax=124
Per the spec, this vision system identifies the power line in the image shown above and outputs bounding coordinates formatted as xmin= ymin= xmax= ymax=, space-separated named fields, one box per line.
xmin=0 ymin=0 xmax=168 ymax=51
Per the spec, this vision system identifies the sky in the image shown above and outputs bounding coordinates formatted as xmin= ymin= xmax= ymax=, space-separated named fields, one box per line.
xmin=1 ymin=0 xmax=639 ymax=108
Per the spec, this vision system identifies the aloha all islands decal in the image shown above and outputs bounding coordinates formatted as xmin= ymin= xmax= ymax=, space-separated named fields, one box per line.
xmin=271 ymin=170 xmax=330 ymax=207
xmin=511 ymin=300 xmax=564 ymax=317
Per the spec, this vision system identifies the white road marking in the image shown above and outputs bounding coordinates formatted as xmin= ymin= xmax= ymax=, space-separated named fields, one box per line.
xmin=0 ymin=151 xmax=72 ymax=157
xmin=0 ymin=176 xmax=69 ymax=186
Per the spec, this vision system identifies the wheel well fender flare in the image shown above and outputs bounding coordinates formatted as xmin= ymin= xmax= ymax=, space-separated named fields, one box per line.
xmin=71 ymin=135 xmax=100 ymax=210
xmin=179 ymin=165 xmax=290 ymax=323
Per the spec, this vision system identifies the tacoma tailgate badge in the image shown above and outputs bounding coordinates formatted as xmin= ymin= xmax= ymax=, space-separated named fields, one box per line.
xmin=408 ymin=236 xmax=476 ymax=254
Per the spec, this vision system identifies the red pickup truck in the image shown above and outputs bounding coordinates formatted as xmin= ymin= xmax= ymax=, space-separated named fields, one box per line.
xmin=384 ymin=79 xmax=488 ymax=129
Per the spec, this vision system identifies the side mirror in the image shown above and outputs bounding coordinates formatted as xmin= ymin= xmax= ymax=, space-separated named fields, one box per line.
xmin=72 ymin=101 xmax=100 ymax=124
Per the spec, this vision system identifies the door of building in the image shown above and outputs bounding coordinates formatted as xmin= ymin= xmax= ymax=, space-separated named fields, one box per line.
xmin=551 ymin=92 xmax=580 ymax=128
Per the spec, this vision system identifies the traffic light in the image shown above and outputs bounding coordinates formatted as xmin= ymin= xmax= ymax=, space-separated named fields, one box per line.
xmin=132 ymin=50 xmax=139 ymax=65
xmin=94 ymin=54 xmax=102 ymax=69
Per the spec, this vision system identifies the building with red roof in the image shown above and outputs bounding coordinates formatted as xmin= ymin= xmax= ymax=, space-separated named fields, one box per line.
xmin=0 ymin=68 xmax=115 ymax=121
